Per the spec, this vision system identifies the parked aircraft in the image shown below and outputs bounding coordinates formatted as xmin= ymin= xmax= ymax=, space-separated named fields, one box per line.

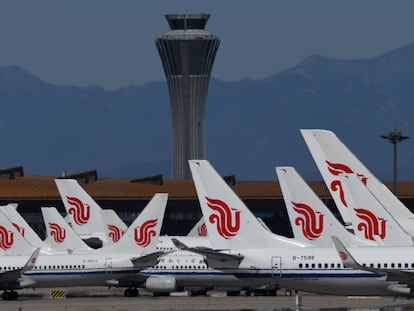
xmin=275 ymin=166 xmax=375 ymax=247
xmin=0 ymin=204 xmax=93 ymax=255
xmin=54 ymin=178 xmax=212 ymax=251
xmin=0 ymin=193 xmax=167 ymax=300
xmin=185 ymin=160 xmax=414 ymax=297
xmin=55 ymin=179 xmax=126 ymax=247
xmin=301 ymin=129 xmax=414 ymax=238
xmin=41 ymin=207 xmax=94 ymax=253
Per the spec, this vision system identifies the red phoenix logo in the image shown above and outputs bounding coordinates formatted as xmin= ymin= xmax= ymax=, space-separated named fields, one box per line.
xmin=326 ymin=160 xmax=368 ymax=207
xmin=49 ymin=222 xmax=66 ymax=243
xmin=66 ymin=196 xmax=91 ymax=225
xmin=292 ymin=202 xmax=324 ymax=240
xmin=12 ymin=223 xmax=25 ymax=237
xmin=205 ymin=197 xmax=240 ymax=239
xmin=134 ymin=219 xmax=158 ymax=247
xmin=108 ymin=225 xmax=125 ymax=243
xmin=197 ymin=223 xmax=208 ymax=237
xmin=354 ymin=208 xmax=387 ymax=241
xmin=339 ymin=251 xmax=348 ymax=260
xmin=0 ymin=225 xmax=14 ymax=250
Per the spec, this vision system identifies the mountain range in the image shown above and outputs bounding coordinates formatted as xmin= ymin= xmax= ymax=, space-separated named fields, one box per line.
xmin=1 ymin=42 xmax=414 ymax=181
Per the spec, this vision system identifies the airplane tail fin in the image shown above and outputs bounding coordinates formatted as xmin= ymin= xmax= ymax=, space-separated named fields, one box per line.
xmin=99 ymin=193 xmax=168 ymax=256
xmin=102 ymin=209 xmax=127 ymax=243
xmin=300 ymin=129 xmax=414 ymax=232
xmin=188 ymin=160 xmax=308 ymax=250
xmin=54 ymin=179 xmax=109 ymax=244
xmin=276 ymin=166 xmax=375 ymax=247
xmin=1 ymin=204 xmax=45 ymax=248
xmin=42 ymin=207 xmax=93 ymax=253
xmin=186 ymin=217 xmax=208 ymax=237
xmin=0 ymin=210 xmax=36 ymax=255
xmin=339 ymin=173 xmax=414 ymax=246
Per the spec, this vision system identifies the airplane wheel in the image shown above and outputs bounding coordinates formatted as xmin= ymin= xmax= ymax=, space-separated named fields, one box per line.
xmin=226 ymin=291 xmax=240 ymax=296
xmin=124 ymin=288 xmax=132 ymax=297
xmin=190 ymin=290 xmax=207 ymax=296
xmin=131 ymin=288 xmax=139 ymax=297
xmin=2 ymin=291 xmax=18 ymax=301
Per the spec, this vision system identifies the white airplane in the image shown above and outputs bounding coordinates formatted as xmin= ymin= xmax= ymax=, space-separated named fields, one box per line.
xmin=55 ymin=182 xmax=275 ymax=296
xmin=276 ymin=166 xmax=375 ymax=247
xmin=0 ymin=193 xmax=167 ymax=300
xmin=0 ymin=204 xmax=94 ymax=255
xmin=0 ymin=248 xmax=41 ymax=300
xmin=185 ymin=159 xmax=414 ymax=297
xmin=55 ymin=179 xmax=127 ymax=246
xmin=301 ymin=129 xmax=414 ymax=240
xmin=338 ymin=173 xmax=413 ymax=245
xmin=41 ymin=207 xmax=94 ymax=253
xmin=54 ymin=178 xmax=212 ymax=251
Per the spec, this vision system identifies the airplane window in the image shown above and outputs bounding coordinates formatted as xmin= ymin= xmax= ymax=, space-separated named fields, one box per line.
xmin=377 ymin=263 xmax=381 ymax=268
xmin=311 ymin=263 xmax=315 ymax=268
xmin=362 ymin=263 xmax=366 ymax=267
xmin=384 ymin=263 xmax=388 ymax=268
xmin=411 ymin=263 xmax=414 ymax=268
xmin=318 ymin=263 xmax=322 ymax=268
xmin=299 ymin=263 xmax=303 ymax=269
xmin=337 ymin=264 xmax=341 ymax=268
xmin=370 ymin=264 xmax=374 ymax=268
xmin=391 ymin=263 xmax=395 ymax=268
xmin=405 ymin=263 xmax=408 ymax=268
xmin=398 ymin=263 xmax=402 ymax=268
xmin=331 ymin=263 xmax=335 ymax=268
xmin=305 ymin=264 xmax=309 ymax=268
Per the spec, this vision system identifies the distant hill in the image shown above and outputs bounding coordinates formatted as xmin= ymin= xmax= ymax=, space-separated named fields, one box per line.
xmin=1 ymin=42 xmax=414 ymax=181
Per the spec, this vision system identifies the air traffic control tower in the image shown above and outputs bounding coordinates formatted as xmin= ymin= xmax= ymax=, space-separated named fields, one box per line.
xmin=156 ymin=14 xmax=220 ymax=179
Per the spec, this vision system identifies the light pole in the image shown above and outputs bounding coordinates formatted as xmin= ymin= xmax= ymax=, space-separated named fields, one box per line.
xmin=380 ymin=130 xmax=409 ymax=194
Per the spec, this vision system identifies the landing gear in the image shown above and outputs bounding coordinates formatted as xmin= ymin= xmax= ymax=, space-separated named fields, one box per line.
xmin=2 ymin=290 xmax=18 ymax=301
xmin=190 ymin=290 xmax=207 ymax=296
xmin=153 ymin=292 xmax=169 ymax=297
xmin=226 ymin=290 xmax=241 ymax=296
xmin=124 ymin=287 xmax=139 ymax=297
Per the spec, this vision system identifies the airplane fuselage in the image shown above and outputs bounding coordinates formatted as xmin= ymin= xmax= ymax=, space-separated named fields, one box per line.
xmin=141 ymin=250 xmax=266 ymax=293
xmin=217 ymin=246 xmax=414 ymax=297
xmin=0 ymin=253 xmax=144 ymax=290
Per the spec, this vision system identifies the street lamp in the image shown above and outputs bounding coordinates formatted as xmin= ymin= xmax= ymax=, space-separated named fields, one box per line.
xmin=380 ymin=130 xmax=409 ymax=194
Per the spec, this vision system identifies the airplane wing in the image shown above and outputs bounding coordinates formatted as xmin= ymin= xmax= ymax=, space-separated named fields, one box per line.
xmin=0 ymin=248 xmax=40 ymax=288
xmin=131 ymin=251 xmax=164 ymax=269
xmin=332 ymin=236 xmax=414 ymax=286
xmin=172 ymin=238 xmax=244 ymax=269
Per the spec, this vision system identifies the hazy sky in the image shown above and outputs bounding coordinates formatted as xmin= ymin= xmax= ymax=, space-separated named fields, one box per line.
xmin=1 ymin=1 xmax=413 ymax=90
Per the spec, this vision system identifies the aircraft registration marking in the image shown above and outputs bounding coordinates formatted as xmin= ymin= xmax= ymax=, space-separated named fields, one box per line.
xmin=292 ymin=255 xmax=315 ymax=261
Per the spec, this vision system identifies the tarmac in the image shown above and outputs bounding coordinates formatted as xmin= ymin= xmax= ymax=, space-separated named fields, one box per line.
xmin=1 ymin=287 xmax=414 ymax=311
